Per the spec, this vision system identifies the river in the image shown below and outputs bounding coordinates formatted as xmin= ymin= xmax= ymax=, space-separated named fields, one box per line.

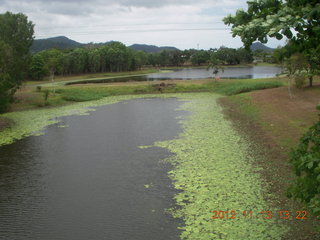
xmin=0 ymin=98 xmax=186 ymax=240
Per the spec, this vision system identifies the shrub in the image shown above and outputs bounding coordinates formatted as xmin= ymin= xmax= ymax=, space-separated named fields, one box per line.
xmin=58 ymin=89 xmax=106 ymax=102
xmin=43 ymin=90 xmax=50 ymax=105
xmin=293 ymin=74 xmax=306 ymax=88
xmin=287 ymin=105 xmax=320 ymax=216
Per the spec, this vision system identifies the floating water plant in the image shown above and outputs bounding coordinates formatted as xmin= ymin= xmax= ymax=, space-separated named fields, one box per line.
xmin=154 ymin=93 xmax=288 ymax=239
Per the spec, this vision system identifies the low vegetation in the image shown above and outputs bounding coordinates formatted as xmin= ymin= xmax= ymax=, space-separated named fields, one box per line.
xmin=45 ymin=78 xmax=284 ymax=104
xmin=288 ymin=106 xmax=320 ymax=218
xmin=153 ymin=93 xmax=288 ymax=239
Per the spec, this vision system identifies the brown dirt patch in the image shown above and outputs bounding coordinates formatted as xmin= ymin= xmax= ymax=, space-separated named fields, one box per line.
xmin=219 ymin=85 xmax=320 ymax=239
xmin=250 ymin=84 xmax=320 ymax=150
xmin=0 ymin=117 xmax=13 ymax=131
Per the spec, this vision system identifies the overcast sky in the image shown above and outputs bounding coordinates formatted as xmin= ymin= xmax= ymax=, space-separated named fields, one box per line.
xmin=0 ymin=0 xmax=285 ymax=49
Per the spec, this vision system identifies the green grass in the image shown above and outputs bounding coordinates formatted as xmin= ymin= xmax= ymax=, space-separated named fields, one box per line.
xmin=52 ymin=79 xmax=284 ymax=103
xmin=55 ymin=85 xmax=154 ymax=102
xmin=210 ymin=80 xmax=283 ymax=95
xmin=56 ymin=89 xmax=109 ymax=102
xmin=227 ymin=93 xmax=261 ymax=121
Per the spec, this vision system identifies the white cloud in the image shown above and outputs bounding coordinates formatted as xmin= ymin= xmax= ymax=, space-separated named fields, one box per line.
xmin=0 ymin=0 xmax=284 ymax=49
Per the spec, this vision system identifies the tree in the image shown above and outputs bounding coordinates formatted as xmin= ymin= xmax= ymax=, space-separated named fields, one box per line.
xmin=41 ymin=49 xmax=64 ymax=94
xmin=30 ymin=53 xmax=48 ymax=80
xmin=215 ymin=47 xmax=239 ymax=65
xmin=283 ymin=53 xmax=309 ymax=97
xmin=223 ymin=0 xmax=320 ymax=86
xmin=0 ymin=12 xmax=34 ymax=112
xmin=134 ymin=51 xmax=147 ymax=69
xmin=287 ymin=105 xmax=320 ymax=217
xmin=190 ymin=50 xmax=210 ymax=66
xmin=207 ymin=52 xmax=224 ymax=81
xmin=237 ymin=48 xmax=253 ymax=64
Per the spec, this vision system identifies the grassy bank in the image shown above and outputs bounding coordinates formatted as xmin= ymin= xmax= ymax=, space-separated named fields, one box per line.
xmin=25 ymin=69 xmax=162 ymax=86
xmin=11 ymin=77 xmax=284 ymax=112
xmin=221 ymin=84 xmax=320 ymax=151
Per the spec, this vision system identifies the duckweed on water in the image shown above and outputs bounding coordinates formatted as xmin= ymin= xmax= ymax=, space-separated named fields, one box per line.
xmin=0 ymin=93 xmax=288 ymax=239
xmin=153 ymin=93 xmax=288 ymax=239
xmin=0 ymin=93 xmax=187 ymax=146
xmin=0 ymin=95 xmax=142 ymax=146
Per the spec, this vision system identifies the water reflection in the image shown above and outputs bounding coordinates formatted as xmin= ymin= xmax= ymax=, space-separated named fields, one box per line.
xmin=0 ymin=98 xmax=186 ymax=240
xmin=67 ymin=66 xmax=283 ymax=85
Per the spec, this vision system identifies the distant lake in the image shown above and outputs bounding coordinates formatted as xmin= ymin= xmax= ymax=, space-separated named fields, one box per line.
xmin=68 ymin=66 xmax=283 ymax=85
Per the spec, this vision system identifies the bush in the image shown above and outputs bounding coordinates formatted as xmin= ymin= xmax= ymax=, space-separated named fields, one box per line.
xmin=293 ymin=74 xmax=306 ymax=88
xmin=58 ymin=89 xmax=107 ymax=102
xmin=36 ymin=86 xmax=42 ymax=92
xmin=43 ymin=90 xmax=50 ymax=105
xmin=287 ymin=105 xmax=320 ymax=216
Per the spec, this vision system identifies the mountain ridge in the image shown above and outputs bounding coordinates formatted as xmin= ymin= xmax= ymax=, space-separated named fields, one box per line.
xmin=250 ymin=42 xmax=274 ymax=52
xmin=31 ymin=36 xmax=180 ymax=53
xmin=31 ymin=36 xmax=274 ymax=53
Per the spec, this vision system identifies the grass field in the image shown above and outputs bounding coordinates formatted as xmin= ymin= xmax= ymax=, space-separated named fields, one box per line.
xmin=11 ymin=77 xmax=285 ymax=111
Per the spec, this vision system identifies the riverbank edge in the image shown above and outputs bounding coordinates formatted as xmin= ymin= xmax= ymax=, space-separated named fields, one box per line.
xmin=218 ymin=94 xmax=320 ymax=239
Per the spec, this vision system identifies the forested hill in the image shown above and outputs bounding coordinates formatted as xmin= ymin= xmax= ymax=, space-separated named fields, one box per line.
xmin=250 ymin=42 xmax=274 ymax=52
xmin=31 ymin=36 xmax=82 ymax=53
xmin=31 ymin=36 xmax=179 ymax=53
xmin=32 ymin=36 xmax=272 ymax=53
xmin=129 ymin=44 xmax=179 ymax=52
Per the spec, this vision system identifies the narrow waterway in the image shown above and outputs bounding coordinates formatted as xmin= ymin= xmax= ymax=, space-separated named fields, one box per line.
xmin=0 ymin=98 xmax=186 ymax=240
xmin=67 ymin=66 xmax=283 ymax=85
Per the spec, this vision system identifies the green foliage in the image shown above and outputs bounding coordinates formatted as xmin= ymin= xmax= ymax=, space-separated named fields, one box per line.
xmin=0 ymin=12 xmax=34 ymax=112
xmin=287 ymin=106 xmax=320 ymax=216
xmin=223 ymin=0 xmax=320 ymax=86
xmin=43 ymin=89 xmax=50 ymax=105
xmin=190 ymin=50 xmax=210 ymax=65
xmin=223 ymin=0 xmax=320 ymax=49
xmin=284 ymin=53 xmax=309 ymax=89
xmin=293 ymin=74 xmax=306 ymax=89
xmin=211 ymin=80 xmax=283 ymax=95
xmin=213 ymin=47 xmax=252 ymax=65
xmin=30 ymin=53 xmax=48 ymax=80
xmin=57 ymin=89 xmax=108 ymax=102
xmin=36 ymin=86 xmax=42 ymax=92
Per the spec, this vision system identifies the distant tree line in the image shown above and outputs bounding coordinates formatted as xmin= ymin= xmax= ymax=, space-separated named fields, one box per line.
xmin=29 ymin=45 xmax=253 ymax=80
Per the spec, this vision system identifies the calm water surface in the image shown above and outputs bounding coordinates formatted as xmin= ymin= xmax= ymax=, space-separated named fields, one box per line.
xmin=0 ymin=98 xmax=187 ymax=240
xmin=68 ymin=66 xmax=283 ymax=85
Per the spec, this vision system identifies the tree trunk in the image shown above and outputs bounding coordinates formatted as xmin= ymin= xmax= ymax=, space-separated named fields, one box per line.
xmin=288 ymin=77 xmax=293 ymax=99
xmin=51 ymin=70 xmax=55 ymax=95
xmin=309 ymin=76 xmax=313 ymax=87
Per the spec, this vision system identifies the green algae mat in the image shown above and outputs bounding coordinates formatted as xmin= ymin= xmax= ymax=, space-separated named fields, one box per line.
xmin=0 ymin=93 xmax=288 ymax=239
xmin=154 ymin=93 xmax=288 ymax=239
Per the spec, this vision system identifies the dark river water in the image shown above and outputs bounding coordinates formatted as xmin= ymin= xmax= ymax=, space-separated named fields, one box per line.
xmin=0 ymin=98 xmax=187 ymax=240
xmin=68 ymin=66 xmax=283 ymax=85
